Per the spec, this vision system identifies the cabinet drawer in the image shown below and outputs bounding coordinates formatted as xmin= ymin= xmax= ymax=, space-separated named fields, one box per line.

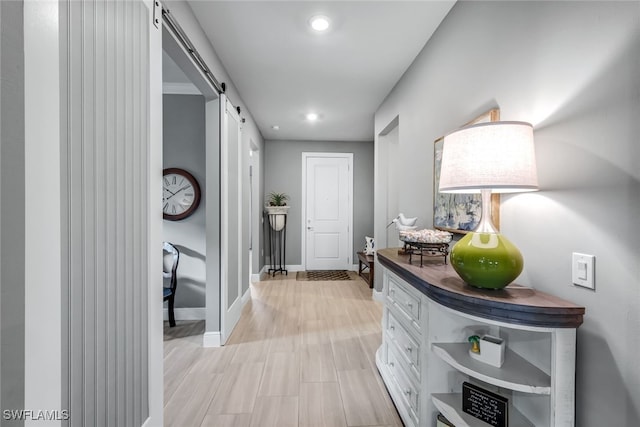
xmin=387 ymin=310 xmax=421 ymax=375
xmin=388 ymin=275 xmax=421 ymax=324
xmin=387 ymin=344 xmax=420 ymax=417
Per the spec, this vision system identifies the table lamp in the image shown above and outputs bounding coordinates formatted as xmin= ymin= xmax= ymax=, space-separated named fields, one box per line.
xmin=439 ymin=121 xmax=538 ymax=289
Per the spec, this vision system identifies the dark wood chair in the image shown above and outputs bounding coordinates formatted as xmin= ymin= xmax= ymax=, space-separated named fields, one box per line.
xmin=163 ymin=242 xmax=180 ymax=327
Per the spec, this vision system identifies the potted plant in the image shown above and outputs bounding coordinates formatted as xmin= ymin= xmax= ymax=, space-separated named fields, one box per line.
xmin=267 ymin=192 xmax=289 ymax=207
xmin=265 ymin=192 xmax=290 ymax=231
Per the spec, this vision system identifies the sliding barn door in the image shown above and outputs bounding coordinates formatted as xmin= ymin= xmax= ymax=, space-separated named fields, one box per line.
xmin=220 ymin=96 xmax=246 ymax=343
xmin=60 ymin=1 xmax=162 ymax=425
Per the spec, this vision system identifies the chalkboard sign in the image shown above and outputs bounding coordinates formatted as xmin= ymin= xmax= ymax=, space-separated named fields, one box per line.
xmin=462 ymin=382 xmax=508 ymax=427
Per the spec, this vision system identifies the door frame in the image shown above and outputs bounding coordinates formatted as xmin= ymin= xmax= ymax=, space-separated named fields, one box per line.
xmin=162 ymin=15 xmax=223 ymax=348
xmin=301 ymin=152 xmax=354 ymax=271
xmin=249 ymin=140 xmax=261 ymax=282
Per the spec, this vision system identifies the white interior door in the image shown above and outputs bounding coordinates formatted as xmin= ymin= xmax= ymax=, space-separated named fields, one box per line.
xmin=304 ymin=153 xmax=353 ymax=270
xmin=221 ymin=96 xmax=244 ymax=343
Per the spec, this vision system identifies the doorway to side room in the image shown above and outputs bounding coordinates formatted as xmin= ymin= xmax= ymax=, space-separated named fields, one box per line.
xmin=162 ymin=50 xmax=208 ymax=325
xmin=248 ymin=141 xmax=261 ymax=283
xmin=374 ymin=116 xmax=399 ymax=289
xmin=161 ymin=24 xmax=229 ymax=346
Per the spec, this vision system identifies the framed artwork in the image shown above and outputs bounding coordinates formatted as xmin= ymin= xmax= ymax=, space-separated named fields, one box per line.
xmin=433 ymin=108 xmax=501 ymax=234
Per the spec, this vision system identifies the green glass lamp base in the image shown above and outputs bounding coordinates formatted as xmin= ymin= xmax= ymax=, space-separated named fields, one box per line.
xmin=450 ymin=232 xmax=524 ymax=289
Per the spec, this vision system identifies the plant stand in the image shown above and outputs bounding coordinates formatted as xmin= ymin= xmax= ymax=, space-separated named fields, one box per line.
xmin=266 ymin=211 xmax=288 ymax=276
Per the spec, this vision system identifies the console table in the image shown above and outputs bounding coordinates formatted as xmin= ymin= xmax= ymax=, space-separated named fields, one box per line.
xmin=357 ymin=251 xmax=374 ymax=288
xmin=375 ymin=248 xmax=585 ymax=427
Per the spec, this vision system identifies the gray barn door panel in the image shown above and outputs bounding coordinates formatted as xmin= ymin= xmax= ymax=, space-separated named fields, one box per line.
xmin=60 ymin=1 xmax=151 ymax=425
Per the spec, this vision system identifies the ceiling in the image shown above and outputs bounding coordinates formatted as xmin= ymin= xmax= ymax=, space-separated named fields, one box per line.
xmin=178 ymin=1 xmax=456 ymax=141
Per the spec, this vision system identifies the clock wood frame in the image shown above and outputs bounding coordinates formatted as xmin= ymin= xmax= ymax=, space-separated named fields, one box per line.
xmin=163 ymin=167 xmax=201 ymax=221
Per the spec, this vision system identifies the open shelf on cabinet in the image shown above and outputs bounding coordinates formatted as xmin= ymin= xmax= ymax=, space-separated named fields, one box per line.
xmin=432 ymin=393 xmax=534 ymax=427
xmin=432 ymin=343 xmax=551 ymax=395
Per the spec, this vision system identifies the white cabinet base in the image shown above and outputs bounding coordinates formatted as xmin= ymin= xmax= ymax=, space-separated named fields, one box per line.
xmin=375 ymin=248 xmax=584 ymax=427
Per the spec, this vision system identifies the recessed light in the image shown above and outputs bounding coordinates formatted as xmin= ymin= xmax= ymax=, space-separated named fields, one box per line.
xmin=309 ymin=15 xmax=330 ymax=32
xmin=271 ymin=125 xmax=280 ymax=130
xmin=306 ymin=113 xmax=319 ymax=121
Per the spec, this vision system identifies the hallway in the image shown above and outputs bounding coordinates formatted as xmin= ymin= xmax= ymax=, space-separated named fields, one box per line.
xmin=163 ymin=275 xmax=402 ymax=427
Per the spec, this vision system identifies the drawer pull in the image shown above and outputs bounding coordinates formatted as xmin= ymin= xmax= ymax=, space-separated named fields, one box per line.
xmin=404 ymin=389 xmax=412 ymax=396
xmin=407 ymin=302 xmax=413 ymax=308
xmin=389 ymin=362 xmax=395 ymax=368
xmin=390 ymin=325 xmax=395 ymax=331
xmin=406 ymin=346 xmax=412 ymax=353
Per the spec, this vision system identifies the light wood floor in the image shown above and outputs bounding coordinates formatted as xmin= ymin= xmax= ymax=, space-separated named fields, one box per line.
xmin=163 ymin=273 xmax=402 ymax=427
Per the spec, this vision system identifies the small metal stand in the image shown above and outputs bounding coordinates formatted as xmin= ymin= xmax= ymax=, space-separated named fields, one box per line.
xmin=266 ymin=212 xmax=288 ymax=276
xmin=403 ymin=241 xmax=450 ymax=266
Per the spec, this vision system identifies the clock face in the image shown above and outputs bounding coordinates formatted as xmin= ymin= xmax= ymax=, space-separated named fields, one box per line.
xmin=163 ymin=168 xmax=201 ymax=221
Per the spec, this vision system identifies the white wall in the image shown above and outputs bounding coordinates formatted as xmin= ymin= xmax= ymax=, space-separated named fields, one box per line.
xmin=375 ymin=1 xmax=639 ymax=425
xmin=163 ymin=94 xmax=207 ymax=310
xmin=24 ymin=0 xmax=63 ymax=419
xmin=264 ymin=140 xmax=374 ymax=267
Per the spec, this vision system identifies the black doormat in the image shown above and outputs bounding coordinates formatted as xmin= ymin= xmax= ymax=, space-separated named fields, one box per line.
xmin=296 ymin=270 xmax=354 ymax=281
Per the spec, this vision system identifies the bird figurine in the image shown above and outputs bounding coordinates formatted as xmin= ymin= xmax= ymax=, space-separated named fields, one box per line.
xmin=397 ymin=213 xmax=418 ymax=227
xmin=387 ymin=213 xmax=418 ymax=231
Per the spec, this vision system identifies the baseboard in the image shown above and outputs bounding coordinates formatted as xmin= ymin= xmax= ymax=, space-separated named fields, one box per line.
xmin=261 ymin=264 xmax=304 ymax=273
xmin=163 ymin=307 xmax=206 ymax=321
xmin=202 ymin=290 xmax=250 ymax=349
xmin=350 ymin=263 xmax=359 ymax=272
xmin=372 ymin=288 xmax=384 ymax=302
xmin=251 ymin=265 xmax=268 ymax=283
xmin=202 ymin=331 xmax=221 ymax=348
xmin=241 ymin=287 xmax=251 ymax=304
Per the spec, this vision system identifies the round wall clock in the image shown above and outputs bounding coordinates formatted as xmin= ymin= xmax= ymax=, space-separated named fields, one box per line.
xmin=163 ymin=168 xmax=201 ymax=221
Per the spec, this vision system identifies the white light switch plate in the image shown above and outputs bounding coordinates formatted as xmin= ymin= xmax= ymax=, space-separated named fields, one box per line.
xmin=572 ymin=253 xmax=595 ymax=290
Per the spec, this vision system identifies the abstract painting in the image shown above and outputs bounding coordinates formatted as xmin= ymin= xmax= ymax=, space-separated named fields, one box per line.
xmin=433 ymin=108 xmax=501 ymax=234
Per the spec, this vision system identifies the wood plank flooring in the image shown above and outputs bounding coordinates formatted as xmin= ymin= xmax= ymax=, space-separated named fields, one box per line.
xmin=163 ymin=274 xmax=402 ymax=427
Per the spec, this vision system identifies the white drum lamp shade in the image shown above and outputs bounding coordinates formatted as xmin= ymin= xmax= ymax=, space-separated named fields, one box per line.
xmin=439 ymin=121 xmax=538 ymax=194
